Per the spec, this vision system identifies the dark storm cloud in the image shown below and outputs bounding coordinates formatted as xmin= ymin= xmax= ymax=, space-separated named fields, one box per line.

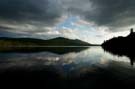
xmin=61 ymin=0 xmax=135 ymax=29
xmin=1 ymin=0 xmax=135 ymax=29
xmin=87 ymin=0 xmax=135 ymax=27
xmin=0 ymin=0 xmax=62 ymax=26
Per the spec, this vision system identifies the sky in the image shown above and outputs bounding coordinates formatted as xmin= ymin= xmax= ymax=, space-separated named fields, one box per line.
xmin=0 ymin=0 xmax=135 ymax=44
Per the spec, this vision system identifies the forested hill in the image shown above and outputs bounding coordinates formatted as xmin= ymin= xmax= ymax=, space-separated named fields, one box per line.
xmin=0 ymin=37 xmax=93 ymax=46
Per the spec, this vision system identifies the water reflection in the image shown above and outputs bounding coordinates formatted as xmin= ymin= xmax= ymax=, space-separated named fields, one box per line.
xmin=1 ymin=47 xmax=135 ymax=89
xmin=102 ymin=46 xmax=135 ymax=66
xmin=0 ymin=47 xmax=133 ymax=76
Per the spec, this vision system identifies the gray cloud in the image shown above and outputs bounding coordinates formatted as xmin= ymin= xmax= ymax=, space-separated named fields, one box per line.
xmin=88 ymin=0 xmax=135 ymax=27
xmin=0 ymin=26 xmax=13 ymax=30
xmin=1 ymin=0 xmax=135 ymax=30
xmin=58 ymin=0 xmax=135 ymax=31
xmin=0 ymin=0 xmax=62 ymax=26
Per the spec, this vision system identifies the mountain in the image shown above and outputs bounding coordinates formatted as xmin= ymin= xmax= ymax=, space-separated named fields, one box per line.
xmin=0 ymin=37 xmax=93 ymax=47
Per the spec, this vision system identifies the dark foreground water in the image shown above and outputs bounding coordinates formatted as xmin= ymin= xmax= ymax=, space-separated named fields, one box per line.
xmin=0 ymin=46 xmax=135 ymax=89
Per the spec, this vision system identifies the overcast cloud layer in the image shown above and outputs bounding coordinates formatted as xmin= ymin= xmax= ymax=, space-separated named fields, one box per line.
xmin=0 ymin=0 xmax=135 ymax=43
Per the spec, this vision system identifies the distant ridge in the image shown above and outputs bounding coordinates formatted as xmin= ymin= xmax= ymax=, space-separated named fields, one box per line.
xmin=0 ymin=37 xmax=94 ymax=46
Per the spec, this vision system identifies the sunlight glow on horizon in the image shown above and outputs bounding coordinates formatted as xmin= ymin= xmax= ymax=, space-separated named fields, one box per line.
xmin=54 ymin=16 xmax=131 ymax=44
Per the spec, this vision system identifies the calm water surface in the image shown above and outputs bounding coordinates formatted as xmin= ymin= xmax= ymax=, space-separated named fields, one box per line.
xmin=0 ymin=46 xmax=135 ymax=89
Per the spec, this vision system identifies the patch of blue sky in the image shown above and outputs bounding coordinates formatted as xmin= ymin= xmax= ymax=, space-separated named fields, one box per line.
xmin=56 ymin=16 xmax=79 ymax=30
